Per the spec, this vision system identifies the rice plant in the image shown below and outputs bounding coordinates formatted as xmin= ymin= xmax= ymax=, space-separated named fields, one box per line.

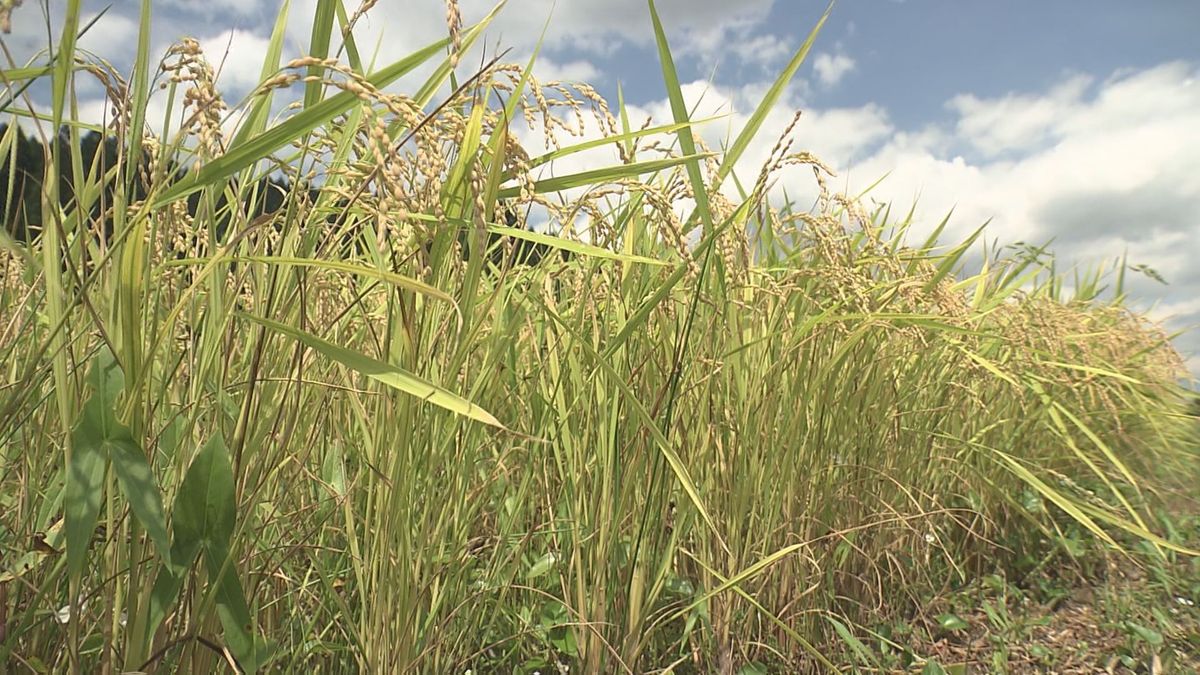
xmin=0 ymin=1 xmax=1195 ymax=672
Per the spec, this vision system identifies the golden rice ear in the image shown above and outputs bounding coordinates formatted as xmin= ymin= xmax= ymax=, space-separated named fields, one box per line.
xmin=444 ymin=0 xmax=463 ymax=68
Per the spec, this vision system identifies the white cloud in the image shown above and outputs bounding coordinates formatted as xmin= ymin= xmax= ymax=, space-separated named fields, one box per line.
xmin=156 ymin=0 xmax=275 ymax=18
xmin=948 ymin=74 xmax=1092 ymax=157
xmin=530 ymin=57 xmax=601 ymax=84
xmin=530 ymin=0 xmax=774 ymax=51
xmin=839 ymin=61 xmax=1200 ymax=364
xmin=728 ymin=33 xmax=793 ymax=71
xmin=852 ymin=62 xmax=1200 ymax=249
xmin=812 ymin=52 xmax=855 ymax=87
xmin=77 ymin=12 xmax=139 ymax=56
xmin=286 ymin=0 xmax=775 ymax=80
xmin=199 ymin=29 xmax=275 ymax=96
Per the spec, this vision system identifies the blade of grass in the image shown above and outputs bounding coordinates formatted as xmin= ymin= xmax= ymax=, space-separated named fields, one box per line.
xmin=239 ymin=314 xmax=505 ymax=429
xmin=647 ymin=0 xmax=712 ymax=236
xmin=496 ymin=153 xmax=713 ymax=200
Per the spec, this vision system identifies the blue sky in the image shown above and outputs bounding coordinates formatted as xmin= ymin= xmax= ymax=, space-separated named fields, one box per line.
xmin=784 ymin=2 xmax=1200 ymax=125
xmin=589 ymin=2 xmax=1200 ymax=129
xmin=3 ymin=0 xmax=1199 ymax=370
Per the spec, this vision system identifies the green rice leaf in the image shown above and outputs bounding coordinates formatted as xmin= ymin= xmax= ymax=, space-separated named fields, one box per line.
xmin=240 ymin=314 xmax=506 ymax=429
xmin=228 ymin=0 xmax=291 ymax=148
xmin=168 ymin=255 xmax=458 ymax=307
xmin=497 ymin=153 xmax=712 ymax=199
xmin=485 ymin=224 xmax=667 ymax=266
xmin=305 ymin=0 xmax=337 ymax=109
xmin=647 ymin=0 xmax=712 ymax=235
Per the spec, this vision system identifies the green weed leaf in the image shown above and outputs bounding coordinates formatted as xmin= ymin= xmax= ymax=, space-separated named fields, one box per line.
xmin=67 ymin=349 xmax=170 ymax=574
xmin=526 ymin=552 xmax=556 ymax=580
xmin=109 ymin=435 xmax=171 ymax=566
xmin=174 ymin=434 xmax=236 ymax=551
xmin=937 ymin=613 xmax=969 ymax=632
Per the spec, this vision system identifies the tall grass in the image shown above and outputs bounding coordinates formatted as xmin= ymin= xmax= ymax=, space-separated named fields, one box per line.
xmin=1 ymin=1 xmax=1196 ymax=672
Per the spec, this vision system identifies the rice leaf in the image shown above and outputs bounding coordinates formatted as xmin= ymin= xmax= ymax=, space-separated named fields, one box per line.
xmin=240 ymin=314 xmax=506 ymax=429
xmin=647 ymin=0 xmax=713 ymax=235
xmin=497 ymin=153 xmax=713 ymax=199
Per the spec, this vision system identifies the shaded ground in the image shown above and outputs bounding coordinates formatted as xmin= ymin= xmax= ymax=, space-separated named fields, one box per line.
xmin=905 ymin=492 xmax=1200 ymax=674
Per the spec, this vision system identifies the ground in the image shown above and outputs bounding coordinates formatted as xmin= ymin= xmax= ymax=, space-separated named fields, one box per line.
xmin=904 ymin=490 xmax=1200 ymax=674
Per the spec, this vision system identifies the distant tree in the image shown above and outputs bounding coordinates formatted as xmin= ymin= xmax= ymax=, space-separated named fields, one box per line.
xmin=0 ymin=123 xmax=46 ymax=239
xmin=1 ymin=123 xmax=295 ymax=245
xmin=1 ymin=124 xmax=568 ymax=270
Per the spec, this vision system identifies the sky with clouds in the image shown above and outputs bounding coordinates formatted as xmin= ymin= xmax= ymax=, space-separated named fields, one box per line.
xmin=4 ymin=1 xmax=1199 ymax=371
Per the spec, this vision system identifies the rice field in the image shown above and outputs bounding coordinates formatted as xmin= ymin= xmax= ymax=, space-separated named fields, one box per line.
xmin=1 ymin=1 xmax=1197 ymax=672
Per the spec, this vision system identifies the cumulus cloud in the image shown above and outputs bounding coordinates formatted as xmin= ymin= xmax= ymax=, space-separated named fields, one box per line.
xmin=77 ymin=11 xmax=139 ymax=56
xmin=812 ymin=52 xmax=855 ymax=87
xmin=841 ymin=61 xmax=1200 ymax=365
xmin=500 ymin=0 xmax=774 ymax=52
xmin=200 ymin=29 xmax=275 ymax=96
xmin=155 ymin=0 xmax=278 ymax=19
xmin=852 ymin=62 xmax=1199 ymax=252
xmin=726 ymin=32 xmax=794 ymax=72
xmin=284 ymin=0 xmax=776 ymax=83
xmin=286 ymin=0 xmax=771 ymax=53
xmin=947 ymin=74 xmax=1091 ymax=158
xmin=530 ymin=57 xmax=602 ymax=84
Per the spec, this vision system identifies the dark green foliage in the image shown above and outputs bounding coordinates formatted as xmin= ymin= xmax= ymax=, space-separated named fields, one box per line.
xmin=0 ymin=123 xmax=293 ymax=246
